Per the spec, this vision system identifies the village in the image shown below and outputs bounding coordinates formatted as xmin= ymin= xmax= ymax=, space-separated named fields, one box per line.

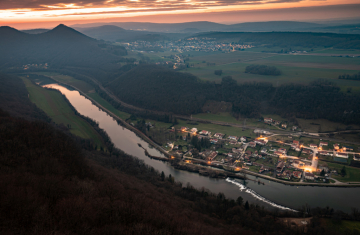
xmin=122 ymin=37 xmax=253 ymax=53
xmin=164 ymin=117 xmax=360 ymax=184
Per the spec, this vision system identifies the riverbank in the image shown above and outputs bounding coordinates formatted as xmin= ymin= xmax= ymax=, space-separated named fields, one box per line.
xmin=47 ymin=76 xmax=173 ymax=158
xmin=241 ymin=169 xmax=360 ymax=187
xmin=171 ymin=161 xmax=246 ymax=180
xmin=43 ymin=78 xmax=360 ymax=188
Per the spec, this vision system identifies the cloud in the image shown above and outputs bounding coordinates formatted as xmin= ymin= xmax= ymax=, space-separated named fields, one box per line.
xmin=1 ymin=0 xmax=304 ymax=11
xmin=41 ymin=6 xmax=208 ymax=17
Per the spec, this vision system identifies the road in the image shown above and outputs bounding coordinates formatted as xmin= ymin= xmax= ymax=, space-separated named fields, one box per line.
xmin=311 ymin=149 xmax=318 ymax=171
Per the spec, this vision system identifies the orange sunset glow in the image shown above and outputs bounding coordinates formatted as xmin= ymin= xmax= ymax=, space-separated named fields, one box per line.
xmin=1 ymin=0 xmax=359 ymax=29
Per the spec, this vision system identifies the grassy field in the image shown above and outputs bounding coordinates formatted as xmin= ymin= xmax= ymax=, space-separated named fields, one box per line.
xmin=87 ymin=93 xmax=131 ymax=120
xmin=321 ymin=161 xmax=360 ymax=182
xmin=323 ymin=218 xmax=360 ymax=233
xmin=257 ymin=54 xmax=360 ymax=66
xmin=296 ymin=118 xmax=360 ymax=133
xmin=32 ymin=72 xmax=95 ymax=93
xmin=175 ymin=119 xmax=256 ymax=138
xmin=310 ymin=48 xmax=360 ymax=54
xmin=22 ymin=77 xmax=104 ymax=149
xmin=178 ymin=49 xmax=360 ymax=92
xmin=192 ymin=112 xmax=284 ymax=130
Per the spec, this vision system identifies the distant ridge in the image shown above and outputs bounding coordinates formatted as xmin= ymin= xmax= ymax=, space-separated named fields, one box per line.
xmin=76 ymin=25 xmax=180 ymax=42
xmin=0 ymin=24 xmax=127 ymax=69
xmin=0 ymin=26 xmax=26 ymax=36
xmin=71 ymin=20 xmax=323 ymax=33
xmin=21 ymin=28 xmax=49 ymax=34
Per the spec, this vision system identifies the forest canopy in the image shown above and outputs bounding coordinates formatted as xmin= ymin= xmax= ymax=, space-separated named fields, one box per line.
xmin=109 ymin=66 xmax=360 ymax=125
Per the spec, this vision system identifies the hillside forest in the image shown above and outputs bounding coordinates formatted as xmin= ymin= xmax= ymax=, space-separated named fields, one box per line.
xmin=108 ymin=65 xmax=360 ymax=125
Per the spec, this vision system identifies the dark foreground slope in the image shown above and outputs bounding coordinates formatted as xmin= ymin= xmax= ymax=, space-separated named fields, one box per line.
xmin=0 ymin=24 xmax=126 ymax=69
xmin=0 ymin=111 xmax=287 ymax=235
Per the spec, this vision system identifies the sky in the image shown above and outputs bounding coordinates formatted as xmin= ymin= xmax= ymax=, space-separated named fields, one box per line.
xmin=1 ymin=0 xmax=359 ymax=29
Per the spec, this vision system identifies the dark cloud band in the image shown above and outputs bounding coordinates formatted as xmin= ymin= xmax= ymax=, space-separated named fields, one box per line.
xmin=1 ymin=0 xmax=303 ymax=10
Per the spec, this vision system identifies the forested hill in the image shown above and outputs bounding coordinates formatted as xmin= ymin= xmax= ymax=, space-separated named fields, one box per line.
xmin=109 ymin=66 xmax=360 ymax=125
xmin=76 ymin=25 xmax=179 ymax=42
xmin=192 ymin=32 xmax=360 ymax=49
xmin=108 ymin=65 xmax=218 ymax=114
xmin=0 ymin=24 xmax=127 ymax=69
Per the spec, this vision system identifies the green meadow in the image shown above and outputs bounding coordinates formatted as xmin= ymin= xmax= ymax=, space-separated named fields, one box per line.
xmin=179 ymin=49 xmax=360 ymax=92
xmin=33 ymin=71 xmax=95 ymax=93
xmin=322 ymin=161 xmax=360 ymax=183
xmin=22 ymin=77 xmax=104 ymax=149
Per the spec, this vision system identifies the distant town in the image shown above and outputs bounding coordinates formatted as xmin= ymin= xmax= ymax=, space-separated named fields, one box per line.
xmin=122 ymin=37 xmax=253 ymax=53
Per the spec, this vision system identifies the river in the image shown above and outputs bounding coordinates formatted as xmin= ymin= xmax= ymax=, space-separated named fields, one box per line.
xmin=44 ymin=83 xmax=360 ymax=213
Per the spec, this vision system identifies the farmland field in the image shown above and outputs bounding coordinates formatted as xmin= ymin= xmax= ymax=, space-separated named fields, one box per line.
xmin=22 ymin=77 xmax=104 ymax=148
xmin=179 ymin=49 xmax=360 ymax=92
xmin=192 ymin=112 xmax=287 ymax=130
xmin=296 ymin=118 xmax=360 ymax=133
xmin=322 ymin=161 xmax=360 ymax=183
xmin=175 ymin=119 xmax=256 ymax=138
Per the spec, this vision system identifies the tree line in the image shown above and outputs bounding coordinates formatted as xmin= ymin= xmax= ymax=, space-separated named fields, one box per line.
xmin=338 ymin=72 xmax=360 ymax=81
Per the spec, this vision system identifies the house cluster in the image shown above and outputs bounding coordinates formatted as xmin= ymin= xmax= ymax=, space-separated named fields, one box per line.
xmin=175 ymin=124 xmax=358 ymax=181
xmin=180 ymin=127 xmax=249 ymax=146
xmin=23 ymin=63 xmax=48 ymax=70
xmin=263 ymin=117 xmax=289 ymax=129
xmin=276 ymin=160 xmax=303 ymax=180
xmin=172 ymin=38 xmax=254 ymax=52
xmin=122 ymin=38 xmax=254 ymax=53
xmin=309 ymin=141 xmax=355 ymax=160
xmin=292 ymin=160 xmax=305 ymax=168
xmin=254 ymin=138 xmax=268 ymax=146
xmin=254 ymin=129 xmax=271 ymax=135
xmin=290 ymin=140 xmax=302 ymax=152
xmin=199 ymin=150 xmax=217 ymax=161
xmin=270 ymin=147 xmax=288 ymax=157
xmin=199 ymin=130 xmax=211 ymax=136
